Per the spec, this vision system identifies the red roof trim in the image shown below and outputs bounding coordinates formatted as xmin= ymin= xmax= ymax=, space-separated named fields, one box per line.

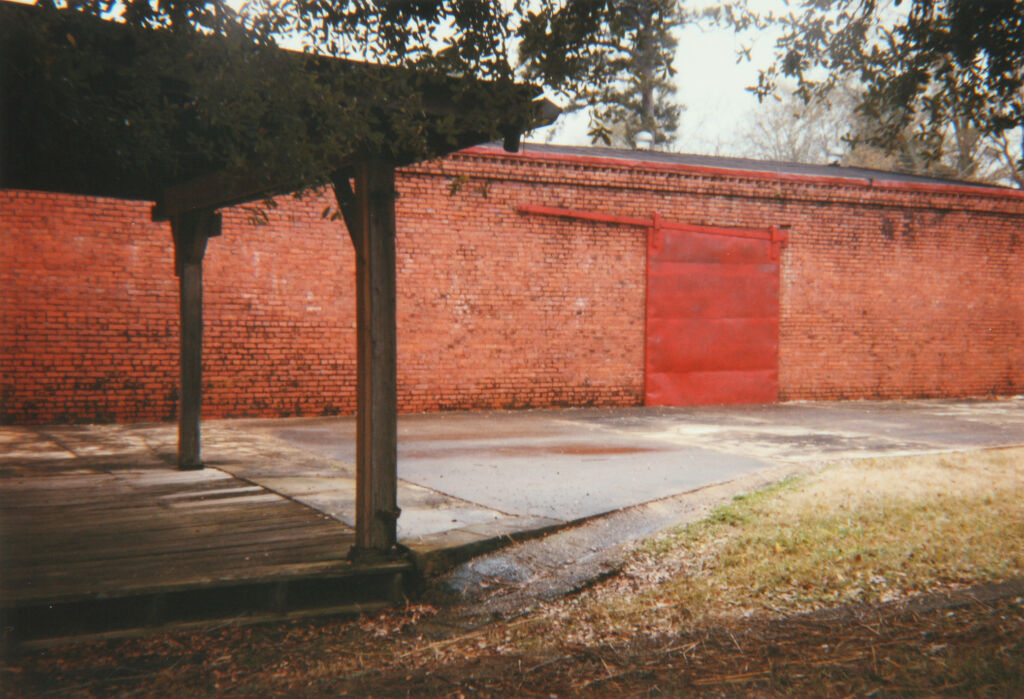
xmin=462 ymin=145 xmax=1024 ymax=202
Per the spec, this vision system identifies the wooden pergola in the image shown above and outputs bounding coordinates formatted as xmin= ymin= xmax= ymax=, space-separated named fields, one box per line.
xmin=1 ymin=1 xmax=558 ymax=555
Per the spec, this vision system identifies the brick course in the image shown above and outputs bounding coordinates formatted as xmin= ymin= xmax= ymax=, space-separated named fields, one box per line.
xmin=3 ymin=145 xmax=1022 ymax=424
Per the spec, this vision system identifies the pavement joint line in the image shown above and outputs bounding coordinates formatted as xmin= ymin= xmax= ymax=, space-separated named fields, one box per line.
xmin=201 ymin=463 xmax=357 ymax=531
xmin=393 ymin=477 xmax=522 ymax=519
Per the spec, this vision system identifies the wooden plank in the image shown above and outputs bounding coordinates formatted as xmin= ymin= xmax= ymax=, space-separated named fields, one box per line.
xmin=9 ymin=516 xmax=351 ymax=559
xmin=155 ymin=171 xmax=279 ymax=221
xmin=8 ymin=555 xmax=407 ymax=610
xmin=178 ymin=246 xmax=203 ymax=468
xmin=8 ymin=540 xmax=354 ymax=591
xmin=7 ymin=534 xmax=355 ymax=582
xmin=1 ymin=459 xmax=362 ymax=608
xmin=13 ymin=601 xmax=395 ymax=651
xmin=6 ymin=517 xmax=345 ymax=561
xmin=351 ymin=158 xmax=400 ymax=554
xmin=0 ymin=476 xmax=240 ymax=507
xmin=3 ymin=450 xmax=409 ymax=640
xmin=3 ymin=506 xmax=342 ymax=546
xmin=3 ymin=512 xmax=358 ymax=605
xmin=2 ymin=493 xmax=334 ymax=534
xmin=6 ymin=522 xmax=352 ymax=561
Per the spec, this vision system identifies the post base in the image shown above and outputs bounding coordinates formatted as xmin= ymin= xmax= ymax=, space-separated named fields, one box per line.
xmin=347 ymin=545 xmax=403 ymax=565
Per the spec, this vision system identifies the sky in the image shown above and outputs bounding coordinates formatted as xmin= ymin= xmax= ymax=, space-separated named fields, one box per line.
xmin=532 ymin=1 xmax=787 ymax=156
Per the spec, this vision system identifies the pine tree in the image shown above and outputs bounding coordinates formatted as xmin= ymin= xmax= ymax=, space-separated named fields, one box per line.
xmin=520 ymin=0 xmax=685 ymax=149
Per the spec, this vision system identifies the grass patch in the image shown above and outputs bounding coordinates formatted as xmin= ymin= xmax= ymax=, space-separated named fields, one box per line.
xmin=558 ymin=448 xmax=1024 ymax=639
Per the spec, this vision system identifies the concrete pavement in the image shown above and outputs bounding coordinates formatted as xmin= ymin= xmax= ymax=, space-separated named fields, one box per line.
xmin=12 ymin=398 xmax=1024 ymax=572
xmin=219 ymin=397 xmax=1024 ymax=565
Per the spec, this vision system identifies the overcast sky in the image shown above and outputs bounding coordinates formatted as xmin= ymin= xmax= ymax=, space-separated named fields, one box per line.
xmin=532 ymin=1 xmax=787 ymax=156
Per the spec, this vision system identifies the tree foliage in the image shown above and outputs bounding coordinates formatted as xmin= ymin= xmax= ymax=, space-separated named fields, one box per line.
xmin=717 ymin=0 xmax=1024 ymax=185
xmin=271 ymin=0 xmax=687 ymax=148
xmin=738 ymin=79 xmax=1020 ymax=185
xmin=737 ymin=85 xmax=850 ymax=164
xmin=8 ymin=1 xmax=692 ymax=197
xmin=519 ymin=0 xmax=685 ymax=148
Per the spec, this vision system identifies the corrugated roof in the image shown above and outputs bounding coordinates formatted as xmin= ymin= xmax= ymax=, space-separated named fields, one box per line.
xmin=484 ymin=142 xmax=1010 ymax=190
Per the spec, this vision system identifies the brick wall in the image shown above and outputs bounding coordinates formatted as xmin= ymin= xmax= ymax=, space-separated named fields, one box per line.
xmin=1 ymin=191 xmax=179 ymax=424
xmin=1 ymin=190 xmax=359 ymax=424
xmin=434 ymin=147 xmax=1024 ymax=402
xmin=395 ymin=167 xmax=645 ymax=413
xmin=779 ymin=198 xmax=1024 ymax=400
xmin=3 ymin=146 xmax=1023 ymax=424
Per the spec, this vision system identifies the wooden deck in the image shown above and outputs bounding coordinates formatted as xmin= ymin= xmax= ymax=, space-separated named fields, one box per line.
xmin=0 ymin=428 xmax=408 ymax=645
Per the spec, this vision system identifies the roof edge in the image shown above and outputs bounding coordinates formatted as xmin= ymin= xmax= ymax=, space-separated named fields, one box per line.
xmin=462 ymin=144 xmax=1024 ymax=203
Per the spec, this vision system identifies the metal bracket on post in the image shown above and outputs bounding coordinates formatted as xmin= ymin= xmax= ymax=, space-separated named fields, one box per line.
xmin=649 ymin=211 xmax=664 ymax=255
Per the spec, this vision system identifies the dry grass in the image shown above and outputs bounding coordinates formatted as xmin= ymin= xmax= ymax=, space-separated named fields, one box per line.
xmin=552 ymin=448 xmax=1024 ymax=642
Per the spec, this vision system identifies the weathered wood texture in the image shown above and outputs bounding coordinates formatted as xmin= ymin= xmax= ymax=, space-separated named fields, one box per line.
xmin=342 ymin=160 xmax=400 ymax=553
xmin=170 ymin=210 xmax=220 ymax=470
xmin=0 ymin=460 xmax=358 ymax=609
xmin=0 ymin=425 xmax=418 ymax=644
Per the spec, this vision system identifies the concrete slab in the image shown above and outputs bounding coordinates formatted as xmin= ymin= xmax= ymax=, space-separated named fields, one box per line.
xmin=552 ymin=398 xmax=1024 ymax=463
xmin=7 ymin=397 xmax=1022 ymax=627
xmin=30 ymin=396 xmax=1022 ymax=574
xmin=266 ymin=412 xmax=775 ymax=521
xmin=395 ymin=442 xmax=768 ymax=521
xmin=119 ymin=424 xmax=513 ymax=540
xmin=257 ymin=398 xmax=1024 ymax=525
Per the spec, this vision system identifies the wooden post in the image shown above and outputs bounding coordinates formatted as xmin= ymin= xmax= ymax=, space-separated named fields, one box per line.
xmin=170 ymin=209 xmax=220 ymax=470
xmin=334 ymin=159 xmax=399 ymax=554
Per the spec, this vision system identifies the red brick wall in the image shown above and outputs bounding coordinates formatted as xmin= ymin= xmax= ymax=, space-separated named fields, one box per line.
xmin=1 ymin=190 xmax=359 ymax=424
xmin=435 ymin=147 xmax=1024 ymax=402
xmin=206 ymin=197 xmax=358 ymax=419
xmin=779 ymin=200 xmax=1024 ymax=400
xmin=1 ymin=191 xmax=179 ymax=424
xmin=395 ymin=168 xmax=645 ymax=413
xmin=3 ymin=146 xmax=1023 ymax=424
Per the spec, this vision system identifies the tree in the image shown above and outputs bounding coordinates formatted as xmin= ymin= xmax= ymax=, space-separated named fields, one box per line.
xmin=842 ymin=98 xmax=1021 ymax=184
xmin=518 ymin=0 xmax=685 ymax=148
xmin=737 ymin=77 xmax=1019 ymax=185
xmin=737 ymin=84 xmax=853 ymax=163
xmin=717 ymin=0 xmax=1024 ymax=186
xmin=17 ymin=1 xmax=693 ymax=181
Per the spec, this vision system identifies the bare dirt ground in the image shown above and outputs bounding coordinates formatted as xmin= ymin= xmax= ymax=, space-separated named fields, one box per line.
xmin=3 ymin=580 xmax=1022 ymax=697
xmin=348 ymin=581 xmax=1024 ymax=697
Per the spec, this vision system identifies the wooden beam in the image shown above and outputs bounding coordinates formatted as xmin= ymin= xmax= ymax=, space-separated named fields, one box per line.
xmin=331 ymin=175 xmax=360 ymax=249
xmin=151 ymin=95 xmax=561 ymax=223
xmin=170 ymin=210 xmax=221 ymax=470
xmin=347 ymin=159 xmax=400 ymax=555
xmin=154 ymin=172 xmax=284 ymax=222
